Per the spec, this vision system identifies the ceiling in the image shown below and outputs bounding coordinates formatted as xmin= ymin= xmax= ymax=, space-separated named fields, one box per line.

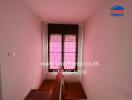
xmin=24 ymin=0 xmax=105 ymax=24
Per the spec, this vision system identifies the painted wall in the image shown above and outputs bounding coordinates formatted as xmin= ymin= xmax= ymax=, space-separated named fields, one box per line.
xmin=82 ymin=0 xmax=132 ymax=100
xmin=0 ymin=63 xmax=2 ymax=100
xmin=0 ymin=0 xmax=43 ymax=100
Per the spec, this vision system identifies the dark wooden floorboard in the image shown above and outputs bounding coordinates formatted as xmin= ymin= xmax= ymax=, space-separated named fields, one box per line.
xmin=25 ymin=80 xmax=54 ymax=100
xmin=24 ymin=90 xmax=51 ymax=100
xmin=64 ymin=82 xmax=87 ymax=100
xmin=39 ymin=80 xmax=55 ymax=93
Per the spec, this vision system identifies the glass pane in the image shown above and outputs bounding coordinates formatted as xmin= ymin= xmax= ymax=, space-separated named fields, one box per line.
xmin=64 ymin=35 xmax=76 ymax=42
xmin=50 ymin=42 xmax=62 ymax=52
xmin=49 ymin=53 xmax=62 ymax=69
xmin=64 ymin=42 xmax=76 ymax=52
xmin=50 ymin=34 xmax=62 ymax=42
xmin=64 ymin=53 xmax=76 ymax=69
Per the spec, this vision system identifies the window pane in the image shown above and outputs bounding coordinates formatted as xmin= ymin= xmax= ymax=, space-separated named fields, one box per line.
xmin=64 ymin=35 xmax=76 ymax=42
xmin=50 ymin=42 xmax=62 ymax=52
xmin=49 ymin=33 xmax=77 ymax=71
xmin=49 ymin=53 xmax=62 ymax=69
xmin=50 ymin=34 xmax=62 ymax=42
xmin=64 ymin=53 xmax=76 ymax=69
xmin=49 ymin=34 xmax=62 ymax=69
xmin=64 ymin=42 xmax=76 ymax=52
xmin=64 ymin=34 xmax=76 ymax=52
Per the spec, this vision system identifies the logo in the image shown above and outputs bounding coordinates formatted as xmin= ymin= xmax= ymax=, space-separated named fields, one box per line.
xmin=111 ymin=5 xmax=125 ymax=16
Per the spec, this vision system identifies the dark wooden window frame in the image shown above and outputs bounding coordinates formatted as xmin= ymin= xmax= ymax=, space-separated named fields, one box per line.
xmin=48 ymin=24 xmax=78 ymax=72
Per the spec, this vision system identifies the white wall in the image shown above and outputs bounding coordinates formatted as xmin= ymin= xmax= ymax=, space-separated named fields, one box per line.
xmin=82 ymin=0 xmax=132 ymax=100
xmin=0 ymin=63 xmax=2 ymax=100
xmin=0 ymin=0 xmax=43 ymax=100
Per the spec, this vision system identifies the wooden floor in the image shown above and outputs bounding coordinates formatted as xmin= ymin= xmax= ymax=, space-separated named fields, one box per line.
xmin=39 ymin=80 xmax=55 ymax=92
xmin=64 ymin=82 xmax=87 ymax=100
xmin=25 ymin=80 xmax=54 ymax=100
xmin=24 ymin=90 xmax=51 ymax=100
xmin=25 ymin=80 xmax=87 ymax=100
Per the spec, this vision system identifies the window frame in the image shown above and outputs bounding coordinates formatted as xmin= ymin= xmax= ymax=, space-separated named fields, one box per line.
xmin=48 ymin=24 xmax=78 ymax=72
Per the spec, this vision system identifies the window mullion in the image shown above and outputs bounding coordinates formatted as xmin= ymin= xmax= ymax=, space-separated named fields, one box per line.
xmin=62 ymin=33 xmax=64 ymax=70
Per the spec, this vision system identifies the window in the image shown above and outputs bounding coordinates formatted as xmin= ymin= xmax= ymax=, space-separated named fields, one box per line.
xmin=48 ymin=24 xmax=78 ymax=72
